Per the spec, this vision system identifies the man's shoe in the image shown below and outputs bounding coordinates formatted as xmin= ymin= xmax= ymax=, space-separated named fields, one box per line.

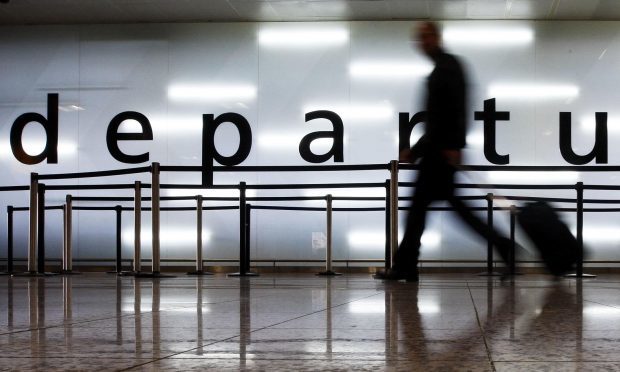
xmin=373 ymin=269 xmax=418 ymax=282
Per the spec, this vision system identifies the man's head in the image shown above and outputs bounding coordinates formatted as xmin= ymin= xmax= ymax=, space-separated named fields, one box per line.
xmin=414 ymin=21 xmax=441 ymax=57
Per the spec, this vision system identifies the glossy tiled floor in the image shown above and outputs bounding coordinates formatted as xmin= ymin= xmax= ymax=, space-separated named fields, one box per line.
xmin=1 ymin=273 xmax=620 ymax=371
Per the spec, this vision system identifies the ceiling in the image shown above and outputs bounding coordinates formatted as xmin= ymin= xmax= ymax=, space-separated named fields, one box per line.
xmin=1 ymin=0 xmax=620 ymax=25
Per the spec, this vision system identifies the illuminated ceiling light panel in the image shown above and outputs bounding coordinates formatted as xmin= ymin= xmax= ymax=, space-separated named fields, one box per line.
xmin=122 ymin=228 xmax=212 ymax=246
xmin=58 ymin=104 xmax=85 ymax=112
xmin=164 ymin=188 xmax=256 ymax=198
xmin=581 ymin=116 xmax=618 ymax=132
xmin=303 ymin=103 xmax=394 ymax=121
xmin=584 ymin=305 xmax=620 ymax=316
xmin=443 ymin=28 xmax=534 ymax=45
xmin=258 ymin=28 xmax=348 ymax=47
xmin=168 ymin=84 xmax=257 ymax=102
xmin=348 ymin=230 xmax=440 ymax=248
xmin=0 ymin=141 xmax=78 ymax=158
xmin=349 ymin=62 xmax=433 ymax=79
xmin=303 ymin=188 xmax=385 ymax=198
xmin=258 ymin=133 xmax=348 ymax=149
xmin=569 ymin=227 xmax=620 ymax=242
xmin=487 ymin=84 xmax=579 ymax=100
xmin=487 ymin=171 xmax=579 ymax=184
xmin=348 ymin=298 xmax=385 ymax=314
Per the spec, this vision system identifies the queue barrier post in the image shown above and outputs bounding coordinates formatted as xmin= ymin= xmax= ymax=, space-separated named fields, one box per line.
xmin=317 ymin=194 xmax=341 ymax=276
xmin=151 ymin=162 xmax=161 ymax=275
xmin=229 ymin=182 xmax=258 ymax=277
xmin=566 ymin=182 xmax=596 ymax=279
xmin=4 ymin=206 xmax=14 ymax=275
xmin=109 ymin=205 xmax=123 ymax=274
xmin=188 ymin=195 xmax=213 ymax=276
xmin=478 ymin=193 xmax=502 ymax=277
xmin=37 ymin=184 xmax=46 ymax=274
xmin=60 ymin=194 xmax=79 ymax=275
xmin=389 ymin=161 xmax=399 ymax=269
xmin=384 ymin=179 xmax=391 ymax=271
xmin=28 ymin=173 xmax=38 ymax=274
xmin=132 ymin=181 xmax=142 ymax=274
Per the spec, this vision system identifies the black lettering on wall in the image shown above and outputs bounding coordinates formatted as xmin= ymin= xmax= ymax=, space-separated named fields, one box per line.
xmin=202 ymin=112 xmax=252 ymax=186
xmin=398 ymin=112 xmax=426 ymax=150
xmin=474 ymin=98 xmax=510 ymax=165
xmin=106 ymin=111 xmax=153 ymax=164
xmin=559 ymin=112 xmax=608 ymax=165
xmin=299 ymin=110 xmax=344 ymax=163
xmin=10 ymin=93 xmax=59 ymax=165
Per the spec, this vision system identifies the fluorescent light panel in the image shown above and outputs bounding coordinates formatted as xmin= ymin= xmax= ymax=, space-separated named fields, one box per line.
xmin=168 ymin=84 xmax=257 ymax=102
xmin=487 ymin=84 xmax=579 ymax=100
xmin=258 ymin=133 xmax=348 ymax=149
xmin=487 ymin=171 xmax=579 ymax=184
xmin=258 ymin=28 xmax=348 ymax=47
xmin=164 ymin=189 xmax=256 ymax=198
xmin=443 ymin=27 xmax=534 ymax=45
xmin=0 ymin=141 xmax=77 ymax=158
xmin=122 ymin=227 xmax=212 ymax=246
xmin=348 ymin=230 xmax=440 ymax=248
xmin=303 ymin=103 xmax=394 ymax=121
xmin=349 ymin=61 xmax=432 ymax=79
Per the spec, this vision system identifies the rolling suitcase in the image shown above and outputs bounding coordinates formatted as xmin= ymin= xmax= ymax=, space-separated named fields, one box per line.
xmin=517 ymin=201 xmax=579 ymax=276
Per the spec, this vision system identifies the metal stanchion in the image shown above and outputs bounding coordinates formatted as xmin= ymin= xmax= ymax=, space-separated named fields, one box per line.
xmin=28 ymin=173 xmax=38 ymax=274
xmin=317 ymin=194 xmax=341 ymax=276
xmin=3 ymin=206 xmax=14 ymax=275
xmin=135 ymin=180 xmax=142 ymax=273
xmin=389 ymin=160 xmax=399 ymax=269
xmin=60 ymin=195 xmax=79 ymax=275
xmin=229 ymin=182 xmax=258 ymax=277
xmin=151 ymin=162 xmax=160 ymax=275
xmin=508 ymin=205 xmax=522 ymax=277
xmin=121 ymin=181 xmax=142 ymax=276
xmin=37 ymin=183 xmax=45 ymax=274
xmin=478 ymin=193 xmax=502 ymax=276
xmin=384 ymin=179 xmax=391 ymax=271
xmin=567 ymin=182 xmax=595 ymax=278
xmin=188 ymin=195 xmax=212 ymax=275
xmin=108 ymin=206 xmax=123 ymax=274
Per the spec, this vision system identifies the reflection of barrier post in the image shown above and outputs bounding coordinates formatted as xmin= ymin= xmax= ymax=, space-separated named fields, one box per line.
xmin=389 ymin=161 xmax=399 ymax=268
xmin=478 ymin=193 xmax=501 ymax=276
xmin=317 ymin=194 xmax=341 ymax=276
xmin=188 ymin=195 xmax=212 ymax=275
xmin=567 ymin=182 xmax=595 ymax=278
xmin=28 ymin=173 xmax=38 ymax=274
xmin=133 ymin=181 xmax=142 ymax=273
xmin=229 ymin=183 xmax=258 ymax=277
xmin=151 ymin=162 xmax=161 ymax=274
xmin=384 ymin=179 xmax=391 ymax=271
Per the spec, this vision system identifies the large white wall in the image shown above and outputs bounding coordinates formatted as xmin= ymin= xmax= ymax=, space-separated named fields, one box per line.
xmin=1 ymin=21 xmax=619 ymax=266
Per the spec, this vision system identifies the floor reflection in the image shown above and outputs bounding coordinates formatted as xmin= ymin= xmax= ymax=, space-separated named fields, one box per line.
xmin=1 ymin=274 xmax=620 ymax=370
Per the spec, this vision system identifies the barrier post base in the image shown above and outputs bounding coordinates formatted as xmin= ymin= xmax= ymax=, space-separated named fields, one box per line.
xmin=187 ymin=270 xmax=214 ymax=276
xmin=59 ymin=270 xmax=82 ymax=275
xmin=228 ymin=272 xmax=259 ymax=277
xmin=12 ymin=271 xmax=58 ymax=277
xmin=477 ymin=271 xmax=504 ymax=277
xmin=565 ymin=273 xmax=597 ymax=279
xmin=134 ymin=272 xmax=176 ymax=278
xmin=316 ymin=270 xmax=342 ymax=276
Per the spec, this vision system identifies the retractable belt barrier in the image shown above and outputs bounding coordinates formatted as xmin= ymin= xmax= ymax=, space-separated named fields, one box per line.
xmin=4 ymin=162 xmax=620 ymax=277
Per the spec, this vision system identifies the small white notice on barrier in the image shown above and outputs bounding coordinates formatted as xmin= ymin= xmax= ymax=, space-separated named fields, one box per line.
xmin=312 ymin=232 xmax=327 ymax=251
